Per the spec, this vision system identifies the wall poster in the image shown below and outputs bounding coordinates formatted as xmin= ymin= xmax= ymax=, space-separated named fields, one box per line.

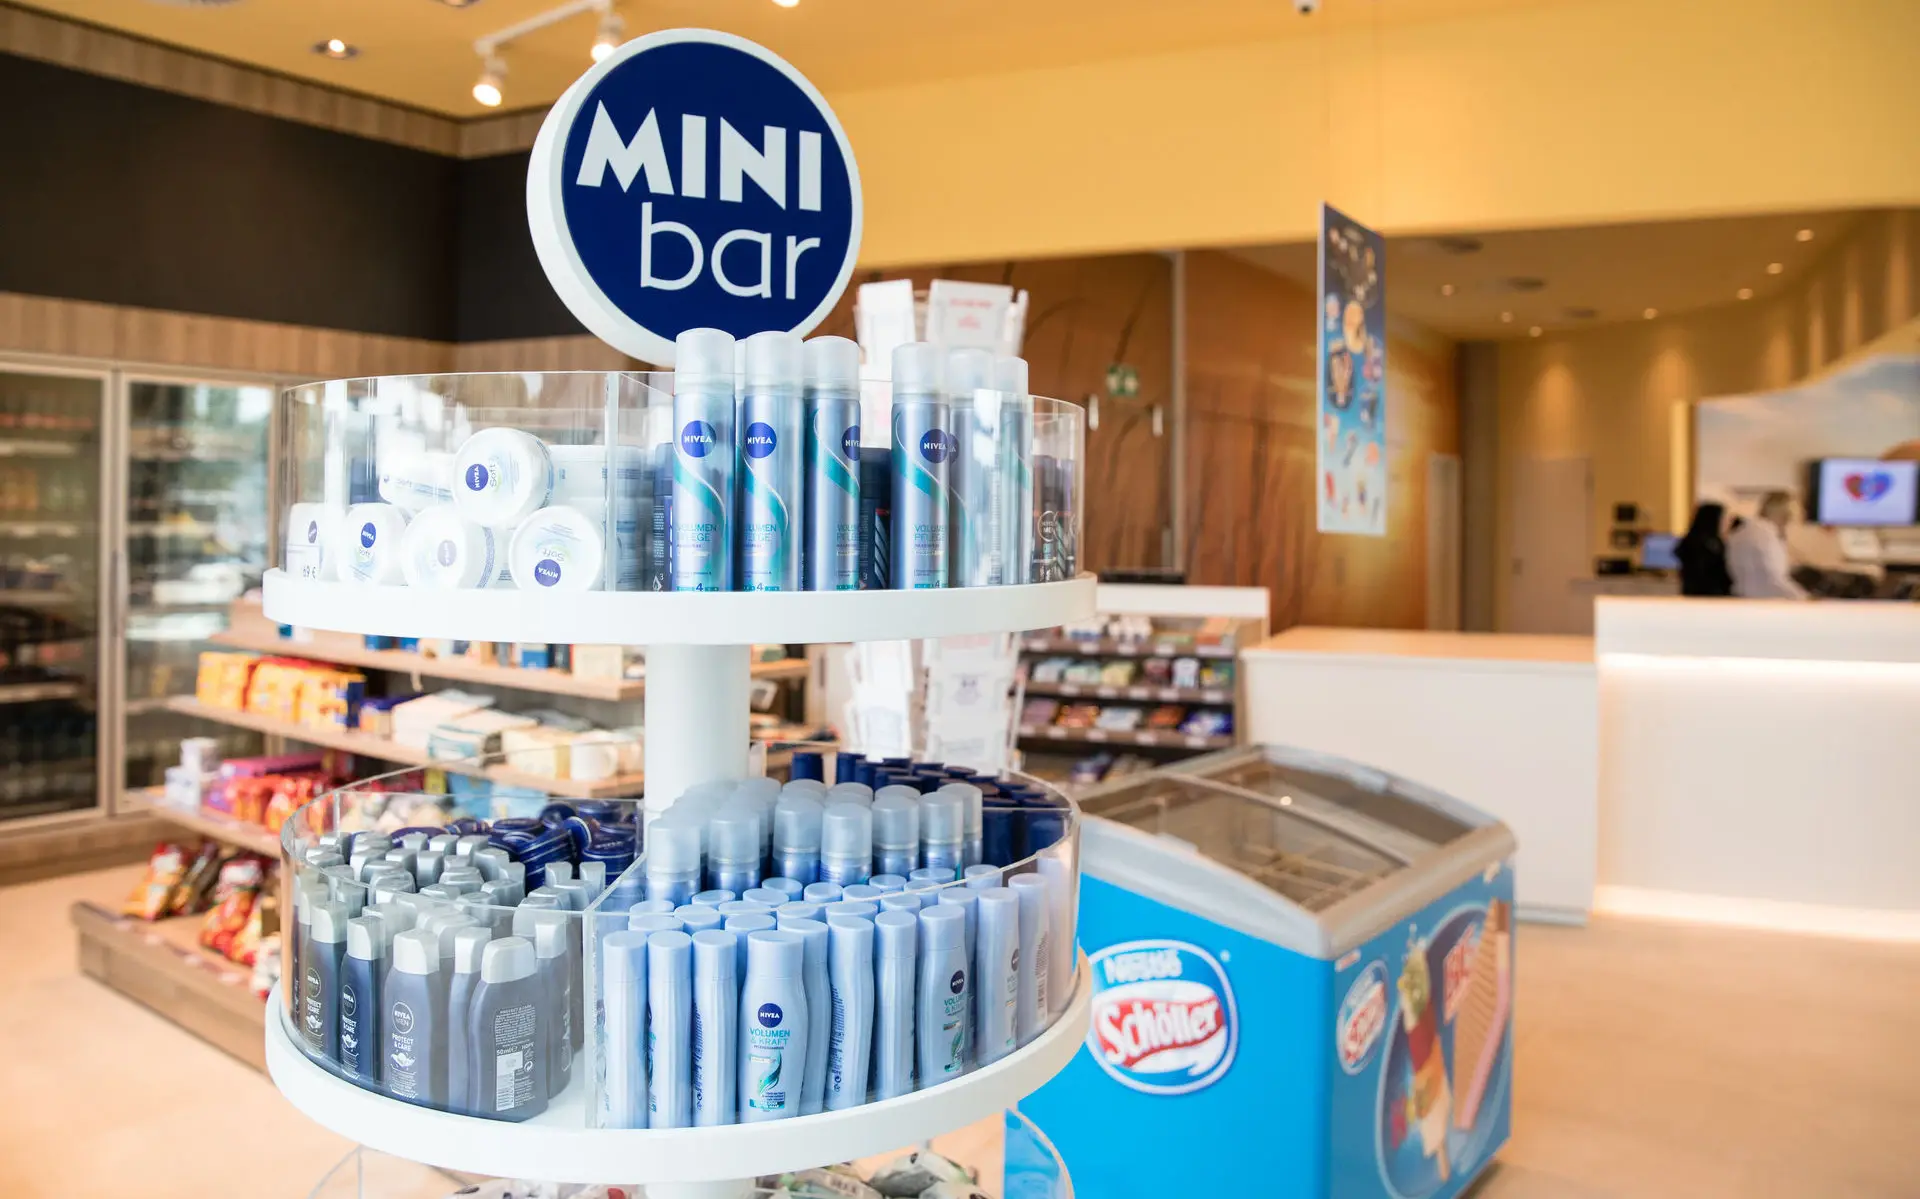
xmin=1317 ymin=204 xmax=1388 ymax=535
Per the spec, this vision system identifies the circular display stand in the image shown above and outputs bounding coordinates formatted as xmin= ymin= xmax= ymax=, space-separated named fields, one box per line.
xmin=263 ymin=570 xmax=1097 ymax=646
xmin=266 ymin=957 xmax=1090 ymax=1194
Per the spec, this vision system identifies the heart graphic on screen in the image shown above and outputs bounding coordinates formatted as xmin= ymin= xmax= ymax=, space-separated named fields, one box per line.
xmin=1844 ymin=471 xmax=1893 ymax=502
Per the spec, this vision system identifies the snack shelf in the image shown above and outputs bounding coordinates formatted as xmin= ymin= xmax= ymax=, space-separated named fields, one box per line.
xmin=1020 ymin=635 xmax=1236 ymax=659
xmin=0 ymin=437 xmax=79 ymax=457
xmin=263 ymin=571 xmax=1097 ymax=649
xmin=0 ymin=680 xmax=83 ymax=704
xmin=162 ymin=697 xmax=645 ymax=800
xmin=71 ymin=899 xmax=266 ymax=1069
xmin=144 ymin=796 xmax=284 ymax=859
xmin=0 ymin=521 xmax=84 ymax=539
xmin=263 ymin=958 xmax=1090 ymax=1187
xmin=1020 ymin=679 xmax=1231 ymax=705
xmin=209 ymin=629 xmax=807 ymax=703
xmin=1017 ymin=724 xmax=1235 ymax=751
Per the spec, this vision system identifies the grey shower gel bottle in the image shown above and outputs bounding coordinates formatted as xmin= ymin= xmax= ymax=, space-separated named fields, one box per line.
xmin=303 ymin=900 xmax=349 ymax=1062
xmin=445 ymin=925 xmax=492 ymax=1114
xmin=532 ymin=915 xmax=574 ymax=1099
xmin=340 ymin=915 xmax=387 ymax=1084
xmin=383 ymin=928 xmax=447 ymax=1109
xmin=465 ymin=936 xmax=548 ymax=1122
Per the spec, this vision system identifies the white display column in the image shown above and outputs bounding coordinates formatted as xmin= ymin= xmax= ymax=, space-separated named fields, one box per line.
xmin=642 ymin=643 xmax=751 ymax=821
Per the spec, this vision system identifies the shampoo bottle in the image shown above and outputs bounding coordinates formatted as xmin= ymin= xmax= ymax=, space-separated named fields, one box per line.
xmin=1008 ymin=874 xmax=1052 ymax=1045
xmin=873 ymin=910 xmax=918 ymax=1100
xmin=601 ymin=929 xmax=649 ymax=1129
xmin=824 ymin=913 xmax=875 ymax=1110
xmin=738 ymin=930 xmax=808 ymax=1122
xmin=647 ymin=929 xmax=694 ymax=1128
xmin=383 ymin=928 xmax=446 ymax=1108
xmin=466 ymin=935 xmax=548 ymax=1121
xmin=691 ymin=929 xmax=739 ymax=1126
xmin=972 ymin=889 xmax=1020 ymax=1068
xmin=916 ymin=905 xmax=970 ymax=1085
xmin=778 ymin=915 xmax=831 ymax=1114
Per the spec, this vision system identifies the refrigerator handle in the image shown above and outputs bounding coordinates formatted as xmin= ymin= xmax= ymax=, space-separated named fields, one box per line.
xmin=109 ymin=548 xmax=127 ymax=640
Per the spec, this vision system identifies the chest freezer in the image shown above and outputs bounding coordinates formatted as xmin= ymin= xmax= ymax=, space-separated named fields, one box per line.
xmin=1023 ymin=744 xmax=1516 ymax=1199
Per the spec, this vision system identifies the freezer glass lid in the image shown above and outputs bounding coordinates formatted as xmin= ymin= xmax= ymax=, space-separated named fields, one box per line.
xmin=1195 ymin=750 xmax=1474 ymax=855
xmin=1081 ymin=776 xmax=1400 ymax=912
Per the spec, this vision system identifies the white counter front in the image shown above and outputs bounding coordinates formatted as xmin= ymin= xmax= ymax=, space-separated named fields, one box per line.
xmin=1241 ymin=628 xmax=1598 ymax=922
xmin=1595 ymin=598 xmax=1920 ymax=939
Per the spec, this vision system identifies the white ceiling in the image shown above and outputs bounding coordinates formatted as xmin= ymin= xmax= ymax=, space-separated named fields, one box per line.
xmin=1230 ymin=209 xmax=1868 ymax=340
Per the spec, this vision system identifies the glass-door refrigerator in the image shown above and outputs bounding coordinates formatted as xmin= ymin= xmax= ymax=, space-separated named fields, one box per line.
xmin=0 ymin=365 xmax=108 ymax=825
xmin=117 ymin=376 xmax=273 ymax=806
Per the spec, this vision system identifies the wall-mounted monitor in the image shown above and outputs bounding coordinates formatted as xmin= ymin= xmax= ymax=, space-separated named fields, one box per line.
xmin=1806 ymin=458 xmax=1920 ymax=527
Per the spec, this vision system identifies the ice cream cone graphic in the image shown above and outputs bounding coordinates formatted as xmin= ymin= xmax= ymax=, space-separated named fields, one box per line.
xmin=1398 ymin=929 xmax=1453 ymax=1181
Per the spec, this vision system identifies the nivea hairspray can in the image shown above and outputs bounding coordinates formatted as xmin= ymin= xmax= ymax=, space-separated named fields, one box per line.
xmin=738 ymin=332 xmax=803 ymax=591
xmin=995 ymin=356 xmax=1035 ymax=585
xmin=889 ymin=342 xmax=952 ymax=590
xmin=944 ymin=348 xmax=996 ymax=588
xmin=804 ymin=336 xmax=863 ymax=591
xmin=671 ymin=328 xmax=736 ymax=592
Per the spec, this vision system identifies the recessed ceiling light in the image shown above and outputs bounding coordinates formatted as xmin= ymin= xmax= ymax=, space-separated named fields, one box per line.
xmin=1765 ymin=262 xmax=1783 ymax=275
xmin=473 ymin=53 xmax=505 ymax=107
xmin=1528 ymin=326 xmax=1543 ymax=337
xmin=1643 ymin=307 xmax=1658 ymax=320
xmin=1500 ymin=311 xmax=1513 ymax=323
xmin=1439 ymin=283 xmax=1455 ymax=297
xmin=434 ymin=0 xmax=483 ymax=6
xmin=1795 ymin=228 xmax=1814 ymax=242
xmin=772 ymin=0 xmax=801 ymax=7
xmin=1737 ymin=287 xmax=1754 ymax=300
xmin=314 ymin=38 xmax=358 ymax=59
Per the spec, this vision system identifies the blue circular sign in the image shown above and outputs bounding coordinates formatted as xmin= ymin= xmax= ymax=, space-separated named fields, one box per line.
xmin=680 ymin=420 xmax=717 ymax=458
xmin=919 ymin=429 xmax=956 ymax=465
xmin=528 ymin=30 xmax=863 ymax=366
xmin=757 ymin=1002 xmax=783 ymax=1028
xmin=744 ymin=422 xmax=778 ymax=459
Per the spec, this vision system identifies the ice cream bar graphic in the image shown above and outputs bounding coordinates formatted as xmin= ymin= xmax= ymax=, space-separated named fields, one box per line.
xmin=1452 ymin=900 xmax=1512 ymax=1132
xmin=1398 ymin=933 xmax=1452 ymax=1181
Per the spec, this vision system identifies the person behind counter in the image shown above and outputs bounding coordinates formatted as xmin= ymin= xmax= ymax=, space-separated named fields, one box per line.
xmin=1674 ymin=502 xmax=1733 ymax=597
xmin=1726 ymin=491 xmax=1809 ymax=599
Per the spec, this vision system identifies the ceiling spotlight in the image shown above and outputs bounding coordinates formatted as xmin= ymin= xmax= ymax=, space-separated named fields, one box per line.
xmin=1796 ymin=228 xmax=1814 ymax=242
xmin=1528 ymin=326 xmax=1543 ymax=337
xmin=591 ymin=9 xmax=625 ymax=61
xmin=1643 ymin=307 xmax=1658 ymax=320
xmin=473 ymin=52 xmax=505 ymax=107
xmin=1736 ymin=287 xmax=1754 ymax=300
xmin=1500 ymin=311 xmax=1513 ymax=323
xmin=1439 ymin=283 xmax=1455 ymax=297
xmin=772 ymin=0 xmax=801 ymax=7
xmin=1765 ymin=262 xmax=1784 ymax=275
xmin=314 ymin=38 xmax=358 ymax=59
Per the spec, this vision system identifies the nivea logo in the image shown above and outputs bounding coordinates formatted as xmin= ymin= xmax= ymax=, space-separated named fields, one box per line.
xmin=530 ymin=30 xmax=862 ymax=366
xmin=1337 ymin=960 xmax=1389 ymax=1074
xmin=305 ymin=520 xmax=319 ymax=544
xmin=757 ymin=1002 xmax=783 ymax=1028
xmin=390 ymin=1002 xmax=415 ymax=1036
xmin=680 ymin=420 xmax=717 ymax=458
xmin=466 ymin=463 xmax=490 ymax=492
xmin=949 ymin=969 xmax=965 ymax=995
xmin=359 ymin=522 xmax=378 ymax=548
xmin=744 ymin=421 xmax=778 ymax=459
xmin=534 ymin=559 xmax=563 ymax=587
xmin=436 ymin=539 xmax=457 ymax=567
xmin=919 ymin=429 xmax=956 ymax=465
xmin=841 ymin=425 xmax=861 ymax=458
xmin=1085 ymin=939 xmax=1237 ymax=1096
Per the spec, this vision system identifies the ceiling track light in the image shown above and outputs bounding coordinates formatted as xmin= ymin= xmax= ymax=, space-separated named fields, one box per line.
xmin=591 ymin=9 xmax=626 ymax=61
xmin=473 ymin=0 xmax=622 ymax=104
xmin=473 ymin=51 xmax=505 ymax=107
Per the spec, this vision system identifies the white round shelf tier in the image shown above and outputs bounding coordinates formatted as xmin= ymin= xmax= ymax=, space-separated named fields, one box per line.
xmin=262 ymin=569 xmax=1097 ymax=646
xmin=264 ymin=956 xmax=1090 ymax=1187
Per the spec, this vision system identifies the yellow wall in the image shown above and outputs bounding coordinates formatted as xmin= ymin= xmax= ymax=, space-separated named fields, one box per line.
xmin=837 ymin=0 xmax=1920 ymax=268
xmin=1490 ymin=209 xmax=1920 ymax=628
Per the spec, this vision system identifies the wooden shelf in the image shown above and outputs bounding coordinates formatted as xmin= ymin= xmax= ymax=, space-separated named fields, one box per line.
xmin=0 ymin=589 xmax=82 ymax=607
xmin=0 ymin=680 xmax=83 ymax=704
xmin=1020 ymin=635 xmax=1237 ymax=660
xmin=143 ymin=795 xmax=283 ymax=858
xmin=164 ymin=697 xmax=645 ymax=800
xmin=1017 ymin=723 xmax=1235 ymax=751
xmin=1021 ymin=679 xmax=1231 ymax=705
xmin=72 ymin=900 xmax=266 ymax=1070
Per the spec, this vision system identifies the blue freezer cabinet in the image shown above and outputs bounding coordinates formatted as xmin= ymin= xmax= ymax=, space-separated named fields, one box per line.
xmin=1022 ymin=744 xmax=1516 ymax=1199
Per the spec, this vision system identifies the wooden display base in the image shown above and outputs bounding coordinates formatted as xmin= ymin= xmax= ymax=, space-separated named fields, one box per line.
xmin=71 ymin=900 xmax=266 ymax=1070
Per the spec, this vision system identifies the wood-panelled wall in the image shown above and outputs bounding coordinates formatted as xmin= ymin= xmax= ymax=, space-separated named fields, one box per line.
xmin=818 ymin=254 xmax=1176 ymax=573
xmin=1183 ymin=250 xmax=1458 ymax=631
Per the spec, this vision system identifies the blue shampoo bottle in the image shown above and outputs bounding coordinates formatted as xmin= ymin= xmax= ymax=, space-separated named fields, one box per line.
xmin=873 ymin=910 xmax=918 ymax=1100
xmin=738 ymin=930 xmax=808 ymax=1122
xmin=824 ymin=913 xmax=875 ymax=1110
xmin=691 ymin=929 xmax=739 ymax=1126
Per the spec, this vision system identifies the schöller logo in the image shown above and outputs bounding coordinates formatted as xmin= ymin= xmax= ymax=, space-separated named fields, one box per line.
xmin=528 ymin=29 xmax=862 ymax=366
xmin=1085 ymin=939 xmax=1238 ymax=1096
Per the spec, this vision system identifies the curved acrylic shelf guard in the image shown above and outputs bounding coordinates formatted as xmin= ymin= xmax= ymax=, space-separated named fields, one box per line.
xmin=262 ymin=569 xmax=1097 ymax=645
xmin=265 ymin=957 xmax=1090 ymax=1186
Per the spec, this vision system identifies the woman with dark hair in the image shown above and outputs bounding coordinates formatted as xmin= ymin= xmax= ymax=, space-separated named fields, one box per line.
xmin=1674 ymin=502 xmax=1734 ymax=596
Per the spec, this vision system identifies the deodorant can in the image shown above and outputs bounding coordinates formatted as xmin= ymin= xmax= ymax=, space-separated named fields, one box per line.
xmin=995 ymin=356 xmax=1035 ymax=585
xmin=804 ymin=336 xmax=863 ymax=591
xmin=944 ymin=348 xmax=997 ymax=587
xmin=888 ymin=342 xmax=953 ymax=589
xmin=671 ymin=328 xmax=737 ymax=591
xmin=738 ymin=332 xmax=804 ymax=592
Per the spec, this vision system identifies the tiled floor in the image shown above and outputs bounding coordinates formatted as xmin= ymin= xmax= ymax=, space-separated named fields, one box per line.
xmin=6 ymin=866 xmax=1920 ymax=1198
